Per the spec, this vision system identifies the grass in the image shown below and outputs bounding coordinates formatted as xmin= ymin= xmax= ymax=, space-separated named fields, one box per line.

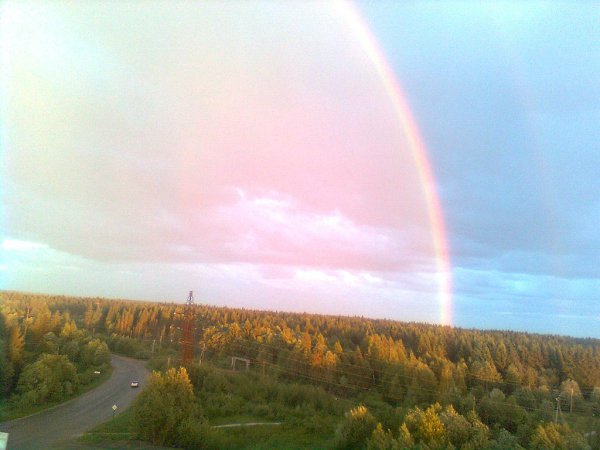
xmin=210 ymin=421 xmax=333 ymax=449
xmin=560 ymin=411 xmax=600 ymax=435
xmin=207 ymin=411 xmax=337 ymax=449
xmin=0 ymin=365 xmax=112 ymax=422
xmin=80 ymin=407 xmax=137 ymax=444
xmin=79 ymin=408 xmax=172 ymax=450
xmin=81 ymin=408 xmax=336 ymax=449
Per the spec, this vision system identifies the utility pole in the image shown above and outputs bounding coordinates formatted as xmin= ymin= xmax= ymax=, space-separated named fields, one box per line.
xmin=159 ymin=329 xmax=164 ymax=353
xmin=23 ymin=305 xmax=31 ymax=340
xmin=555 ymin=396 xmax=564 ymax=423
xmin=198 ymin=342 xmax=206 ymax=365
xmin=570 ymin=387 xmax=574 ymax=413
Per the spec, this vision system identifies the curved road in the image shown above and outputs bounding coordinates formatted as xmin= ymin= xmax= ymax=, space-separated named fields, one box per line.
xmin=0 ymin=354 xmax=149 ymax=449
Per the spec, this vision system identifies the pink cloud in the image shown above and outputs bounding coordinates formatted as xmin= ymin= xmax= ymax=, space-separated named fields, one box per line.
xmin=3 ymin=1 xmax=442 ymax=319
xmin=189 ymin=188 xmax=431 ymax=271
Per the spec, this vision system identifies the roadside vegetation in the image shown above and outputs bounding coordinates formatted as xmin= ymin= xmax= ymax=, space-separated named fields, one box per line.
xmin=3 ymin=290 xmax=600 ymax=448
xmin=0 ymin=293 xmax=111 ymax=421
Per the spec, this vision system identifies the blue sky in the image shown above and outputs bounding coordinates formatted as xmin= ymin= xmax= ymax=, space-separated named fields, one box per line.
xmin=1 ymin=1 xmax=599 ymax=337
xmin=361 ymin=1 xmax=600 ymax=336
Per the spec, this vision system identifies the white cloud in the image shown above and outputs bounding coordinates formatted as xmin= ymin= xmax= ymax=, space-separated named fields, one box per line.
xmin=2 ymin=238 xmax=48 ymax=251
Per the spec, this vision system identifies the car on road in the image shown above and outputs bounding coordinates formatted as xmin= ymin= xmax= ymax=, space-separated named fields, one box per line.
xmin=130 ymin=381 xmax=139 ymax=388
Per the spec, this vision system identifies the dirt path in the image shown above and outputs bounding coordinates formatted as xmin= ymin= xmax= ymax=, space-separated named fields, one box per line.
xmin=212 ymin=422 xmax=282 ymax=429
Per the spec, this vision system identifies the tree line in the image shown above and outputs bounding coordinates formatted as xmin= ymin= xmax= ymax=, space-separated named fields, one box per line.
xmin=2 ymin=290 xmax=600 ymax=448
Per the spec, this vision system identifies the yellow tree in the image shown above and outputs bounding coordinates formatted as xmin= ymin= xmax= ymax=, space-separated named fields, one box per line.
xmin=403 ymin=403 xmax=448 ymax=449
xmin=8 ymin=325 xmax=24 ymax=366
xmin=29 ymin=303 xmax=52 ymax=343
xmin=333 ymin=405 xmax=377 ymax=450
xmin=133 ymin=367 xmax=206 ymax=446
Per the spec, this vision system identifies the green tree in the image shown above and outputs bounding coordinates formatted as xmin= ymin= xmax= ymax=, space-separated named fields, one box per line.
xmin=62 ymin=340 xmax=80 ymax=362
xmin=404 ymin=360 xmax=437 ymax=405
xmin=487 ymin=429 xmax=524 ymax=449
xmin=530 ymin=422 xmax=590 ymax=450
xmin=80 ymin=338 xmax=110 ymax=366
xmin=40 ymin=332 xmax=59 ymax=354
xmin=397 ymin=423 xmax=414 ymax=448
xmin=477 ymin=391 xmax=528 ymax=433
xmin=403 ymin=403 xmax=449 ymax=449
xmin=0 ymin=339 xmax=13 ymax=396
xmin=333 ymin=405 xmax=377 ymax=450
xmin=133 ymin=367 xmax=207 ymax=447
xmin=366 ymin=423 xmax=400 ymax=450
xmin=591 ymin=386 xmax=600 ymax=415
xmin=17 ymin=353 xmax=78 ymax=405
xmin=438 ymin=404 xmax=472 ymax=448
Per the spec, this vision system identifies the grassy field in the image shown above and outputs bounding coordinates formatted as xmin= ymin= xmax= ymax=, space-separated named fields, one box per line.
xmin=81 ymin=407 xmax=336 ymax=449
xmin=79 ymin=408 xmax=174 ymax=449
xmin=210 ymin=414 xmax=276 ymax=426
xmin=210 ymin=422 xmax=332 ymax=449
xmin=80 ymin=407 xmax=137 ymax=444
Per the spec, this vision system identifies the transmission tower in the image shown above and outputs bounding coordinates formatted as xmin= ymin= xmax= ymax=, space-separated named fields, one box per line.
xmin=181 ymin=290 xmax=195 ymax=366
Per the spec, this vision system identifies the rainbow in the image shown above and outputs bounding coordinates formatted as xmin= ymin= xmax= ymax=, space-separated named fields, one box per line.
xmin=336 ymin=2 xmax=453 ymax=326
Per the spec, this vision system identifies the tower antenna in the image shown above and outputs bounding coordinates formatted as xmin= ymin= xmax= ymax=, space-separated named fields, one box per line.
xmin=181 ymin=290 xmax=195 ymax=366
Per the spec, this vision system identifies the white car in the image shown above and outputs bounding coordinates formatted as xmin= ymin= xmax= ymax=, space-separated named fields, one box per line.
xmin=130 ymin=381 xmax=139 ymax=388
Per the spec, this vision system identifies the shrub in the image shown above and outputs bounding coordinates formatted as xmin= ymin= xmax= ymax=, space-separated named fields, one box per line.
xmin=16 ymin=354 xmax=78 ymax=405
xmin=333 ymin=405 xmax=377 ymax=450
xmin=133 ymin=367 xmax=208 ymax=447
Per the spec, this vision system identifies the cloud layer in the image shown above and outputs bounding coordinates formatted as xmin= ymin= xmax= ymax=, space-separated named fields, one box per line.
xmin=3 ymin=2 xmax=599 ymax=336
xmin=1 ymin=2 xmax=445 ymax=324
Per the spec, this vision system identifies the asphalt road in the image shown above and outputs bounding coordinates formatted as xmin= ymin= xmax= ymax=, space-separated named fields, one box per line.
xmin=0 ymin=354 xmax=149 ymax=449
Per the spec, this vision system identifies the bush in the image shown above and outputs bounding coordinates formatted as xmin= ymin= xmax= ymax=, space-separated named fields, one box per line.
xmin=132 ymin=367 xmax=208 ymax=447
xmin=175 ymin=416 xmax=215 ymax=450
xmin=16 ymin=354 xmax=78 ymax=405
xmin=80 ymin=338 xmax=110 ymax=367
xmin=333 ymin=405 xmax=377 ymax=450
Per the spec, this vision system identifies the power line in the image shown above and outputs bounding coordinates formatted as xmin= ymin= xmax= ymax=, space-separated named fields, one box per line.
xmin=224 ymin=340 xmax=594 ymax=418
xmin=196 ymin=345 xmax=576 ymax=419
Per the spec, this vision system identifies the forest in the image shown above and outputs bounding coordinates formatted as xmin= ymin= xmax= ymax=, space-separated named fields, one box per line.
xmin=1 ymin=290 xmax=600 ymax=449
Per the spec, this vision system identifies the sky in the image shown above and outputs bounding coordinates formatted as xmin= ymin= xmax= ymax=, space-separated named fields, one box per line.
xmin=1 ymin=1 xmax=599 ymax=338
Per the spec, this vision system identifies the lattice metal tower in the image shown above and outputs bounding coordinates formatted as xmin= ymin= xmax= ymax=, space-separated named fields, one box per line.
xmin=181 ymin=290 xmax=195 ymax=366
